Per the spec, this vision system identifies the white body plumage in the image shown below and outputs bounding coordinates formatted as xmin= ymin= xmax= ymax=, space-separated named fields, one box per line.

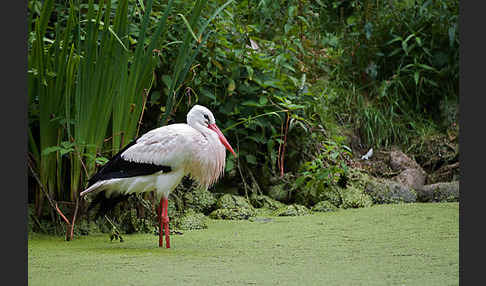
xmin=80 ymin=105 xmax=234 ymax=201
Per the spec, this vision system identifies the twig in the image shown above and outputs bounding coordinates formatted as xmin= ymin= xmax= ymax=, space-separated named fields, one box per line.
xmin=247 ymin=167 xmax=263 ymax=196
xmin=136 ymin=88 xmax=150 ymax=138
xmin=104 ymin=215 xmax=124 ymax=242
xmin=69 ymin=135 xmax=89 ymax=179
xmin=103 ymin=131 xmax=125 ymax=143
xmin=28 ymin=155 xmax=79 ymax=241
xmin=28 ymin=157 xmax=70 ymax=223
xmin=235 ymin=135 xmax=250 ymax=200
xmin=69 ymin=197 xmax=80 ymax=241
xmin=278 ymin=111 xmax=290 ymax=177
xmin=55 ymin=203 xmax=71 ymax=225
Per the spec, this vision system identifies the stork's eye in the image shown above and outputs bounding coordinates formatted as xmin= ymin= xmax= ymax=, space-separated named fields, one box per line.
xmin=203 ymin=114 xmax=209 ymax=123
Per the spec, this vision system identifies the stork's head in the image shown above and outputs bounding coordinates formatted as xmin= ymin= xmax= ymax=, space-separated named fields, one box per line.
xmin=187 ymin=105 xmax=236 ymax=157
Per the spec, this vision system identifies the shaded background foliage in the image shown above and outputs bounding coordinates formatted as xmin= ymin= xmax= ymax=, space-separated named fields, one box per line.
xmin=28 ymin=0 xmax=459 ymax=233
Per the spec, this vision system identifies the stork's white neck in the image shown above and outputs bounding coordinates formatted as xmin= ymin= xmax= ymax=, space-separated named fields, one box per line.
xmin=186 ymin=124 xmax=226 ymax=188
xmin=188 ymin=122 xmax=214 ymax=140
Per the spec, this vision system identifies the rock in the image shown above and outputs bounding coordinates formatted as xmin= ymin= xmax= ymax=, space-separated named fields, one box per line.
xmin=294 ymin=184 xmax=342 ymax=207
xmin=274 ymin=204 xmax=310 ymax=216
xmin=364 ymin=179 xmax=417 ymax=204
xmin=183 ymin=187 xmax=216 ymax=214
xmin=311 ymin=201 xmax=338 ymax=212
xmin=426 ymin=162 xmax=460 ymax=184
xmin=209 ymin=208 xmax=256 ymax=220
xmin=340 ymin=186 xmax=374 ymax=209
xmin=216 ymin=194 xmax=253 ymax=209
xmin=209 ymin=194 xmax=256 ymax=220
xmin=393 ymin=168 xmax=426 ymax=189
xmin=175 ymin=209 xmax=208 ymax=230
xmin=387 ymin=150 xmax=427 ymax=190
xmin=389 ymin=150 xmax=424 ymax=172
xmin=250 ymin=194 xmax=286 ymax=210
xmin=415 ymin=181 xmax=459 ymax=202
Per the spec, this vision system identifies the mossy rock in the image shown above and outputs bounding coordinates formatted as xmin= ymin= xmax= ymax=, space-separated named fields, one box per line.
xmin=311 ymin=201 xmax=338 ymax=212
xmin=294 ymin=184 xmax=342 ymax=207
xmin=209 ymin=194 xmax=256 ymax=220
xmin=216 ymin=194 xmax=253 ymax=210
xmin=209 ymin=207 xmax=256 ymax=220
xmin=250 ymin=194 xmax=286 ymax=210
xmin=174 ymin=209 xmax=208 ymax=230
xmin=364 ymin=179 xmax=417 ymax=204
xmin=340 ymin=186 xmax=374 ymax=209
xmin=274 ymin=204 xmax=310 ymax=216
xmin=416 ymin=181 xmax=459 ymax=202
xmin=183 ymin=187 xmax=216 ymax=214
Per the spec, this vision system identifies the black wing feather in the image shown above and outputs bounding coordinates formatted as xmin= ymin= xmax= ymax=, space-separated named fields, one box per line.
xmin=87 ymin=140 xmax=172 ymax=187
xmin=87 ymin=140 xmax=171 ymax=218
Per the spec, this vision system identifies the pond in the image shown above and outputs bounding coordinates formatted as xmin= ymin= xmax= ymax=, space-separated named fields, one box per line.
xmin=28 ymin=203 xmax=458 ymax=285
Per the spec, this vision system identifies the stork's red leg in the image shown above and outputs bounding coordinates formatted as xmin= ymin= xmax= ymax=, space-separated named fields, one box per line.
xmin=157 ymin=197 xmax=170 ymax=248
xmin=162 ymin=198 xmax=170 ymax=248
xmin=158 ymin=198 xmax=163 ymax=247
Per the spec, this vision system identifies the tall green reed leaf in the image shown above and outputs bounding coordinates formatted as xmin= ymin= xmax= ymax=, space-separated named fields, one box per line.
xmin=112 ymin=0 xmax=174 ymax=154
xmin=28 ymin=0 xmax=79 ymax=209
xmin=159 ymin=0 xmax=234 ymax=125
xmin=67 ymin=0 xmax=130 ymax=198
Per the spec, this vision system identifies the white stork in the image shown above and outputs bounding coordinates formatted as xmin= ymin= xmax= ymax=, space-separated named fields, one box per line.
xmin=80 ymin=105 xmax=236 ymax=248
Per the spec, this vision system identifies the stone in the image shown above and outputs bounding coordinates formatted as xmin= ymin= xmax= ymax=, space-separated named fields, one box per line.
xmin=364 ymin=179 xmax=417 ymax=204
xmin=183 ymin=187 xmax=216 ymax=214
xmin=176 ymin=209 xmax=208 ymax=230
xmin=415 ymin=181 xmax=459 ymax=202
xmin=274 ymin=204 xmax=310 ymax=216
xmin=389 ymin=150 xmax=424 ymax=172
xmin=250 ymin=194 xmax=286 ymax=210
xmin=209 ymin=207 xmax=256 ymax=220
xmin=209 ymin=194 xmax=256 ymax=220
xmin=311 ymin=201 xmax=338 ymax=212
xmin=340 ymin=186 xmax=374 ymax=209
xmin=394 ymin=167 xmax=426 ymax=189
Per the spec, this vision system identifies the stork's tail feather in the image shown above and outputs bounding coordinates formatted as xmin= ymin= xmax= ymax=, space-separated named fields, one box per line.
xmin=80 ymin=181 xmax=105 ymax=197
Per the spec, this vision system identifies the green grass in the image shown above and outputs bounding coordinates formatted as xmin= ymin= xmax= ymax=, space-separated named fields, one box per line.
xmin=28 ymin=203 xmax=458 ymax=285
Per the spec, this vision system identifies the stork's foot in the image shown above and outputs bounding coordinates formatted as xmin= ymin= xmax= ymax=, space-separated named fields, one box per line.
xmin=163 ymin=216 xmax=170 ymax=249
xmin=158 ymin=216 xmax=170 ymax=248
xmin=158 ymin=197 xmax=171 ymax=248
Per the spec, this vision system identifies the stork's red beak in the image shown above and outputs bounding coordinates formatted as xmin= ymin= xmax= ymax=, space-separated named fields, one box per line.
xmin=208 ymin=123 xmax=236 ymax=157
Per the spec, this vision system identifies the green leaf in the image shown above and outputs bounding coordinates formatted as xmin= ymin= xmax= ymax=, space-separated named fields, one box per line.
xmin=415 ymin=36 xmax=422 ymax=47
xmin=246 ymin=154 xmax=257 ymax=164
xmin=41 ymin=146 xmax=62 ymax=156
xmin=241 ymin=100 xmax=259 ymax=106
xmin=95 ymin=156 xmax=109 ymax=166
xmin=448 ymin=23 xmax=456 ymax=48
xmin=402 ymin=41 xmax=408 ymax=55
xmin=259 ymin=96 xmax=268 ymax=105
xmin=227 ymin=79 xmax=236 ymax=92
xmin=225 ymin=157 xmax=234 ymax=172
xmin=178 ymin=13 xmax=199 ymax=43
xmin=246 ymin=66 xmax=254 ymax=80
xmin=295 ymin=176 xmax=307 ymax=187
